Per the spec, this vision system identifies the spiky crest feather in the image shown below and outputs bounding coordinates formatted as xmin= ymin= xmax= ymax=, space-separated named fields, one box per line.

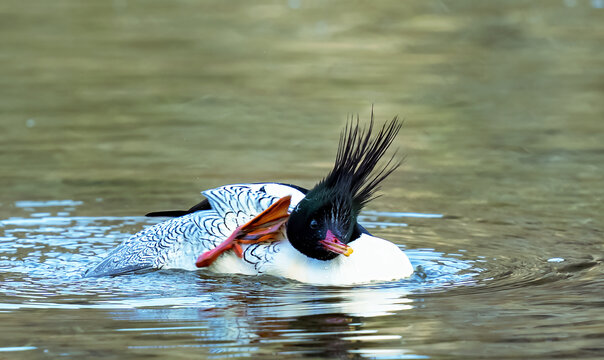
xmin=320 ymin=109 xmax=402 ymax=210
xmin=285 ymin=109 xmax=403 ymax=260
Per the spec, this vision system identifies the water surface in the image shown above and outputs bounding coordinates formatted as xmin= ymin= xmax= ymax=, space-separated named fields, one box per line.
xmin=1 ymin=1 xmax=603 ymax=359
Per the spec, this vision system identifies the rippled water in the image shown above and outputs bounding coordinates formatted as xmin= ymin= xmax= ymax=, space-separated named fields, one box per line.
xmin=2 ymin=0 xmax=604 ymax=359
xmin=1 ymin=201 xmax=480 ymax=359
xmin=1 ymin=200 xmax=601 ymax=358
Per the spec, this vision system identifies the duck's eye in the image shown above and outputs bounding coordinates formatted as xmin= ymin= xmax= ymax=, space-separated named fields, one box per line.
xmin=309 ymin=219 xmax=319 ymax=229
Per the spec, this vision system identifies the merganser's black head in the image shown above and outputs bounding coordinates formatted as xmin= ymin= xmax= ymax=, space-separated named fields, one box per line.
xmin=286 ymin=111 xmax=402 ymax=261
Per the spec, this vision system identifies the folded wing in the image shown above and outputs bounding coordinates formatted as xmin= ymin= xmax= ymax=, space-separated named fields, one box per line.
xmin=85 ymin=184 xmax=289 ymax=277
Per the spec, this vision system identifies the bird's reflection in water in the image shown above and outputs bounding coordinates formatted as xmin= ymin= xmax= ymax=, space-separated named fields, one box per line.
xmin=110 ymin=280 xmax=417 ymax=358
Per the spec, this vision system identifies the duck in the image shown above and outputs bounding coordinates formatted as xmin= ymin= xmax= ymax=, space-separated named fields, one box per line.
xmin=85 ymin=113 xmax=414 ymax=285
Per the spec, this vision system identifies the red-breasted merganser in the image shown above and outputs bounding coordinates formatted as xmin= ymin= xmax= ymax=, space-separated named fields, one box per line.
xmin=85 ymin=115 xmax=414 ymax=285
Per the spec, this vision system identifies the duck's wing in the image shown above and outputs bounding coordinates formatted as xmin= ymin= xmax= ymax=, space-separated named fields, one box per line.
xmin=144 ymin=182 xmax=308 ymax=218
xmin=84 ymin=212 xmax=219 ymax=277
xmin=85 ymin=183 xmax=306 ymax=277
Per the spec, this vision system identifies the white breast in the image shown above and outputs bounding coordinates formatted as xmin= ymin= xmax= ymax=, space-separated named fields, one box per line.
xmin=209 ymin=233 xmax=413 ymax=286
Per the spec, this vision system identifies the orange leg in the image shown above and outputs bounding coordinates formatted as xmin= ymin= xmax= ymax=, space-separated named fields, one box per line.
xmin=195 ymin=196 xmax=291 ymax=268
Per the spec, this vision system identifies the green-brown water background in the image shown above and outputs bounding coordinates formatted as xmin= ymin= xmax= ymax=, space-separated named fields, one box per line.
xmin=1 ymin=1 xmax=603 ymax=359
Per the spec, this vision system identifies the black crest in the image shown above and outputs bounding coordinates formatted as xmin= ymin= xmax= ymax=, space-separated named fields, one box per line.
xmin=320 ymin=110 xmax=402 ymax=210
xmin=286 ymin=110 xmax=402 ymax=260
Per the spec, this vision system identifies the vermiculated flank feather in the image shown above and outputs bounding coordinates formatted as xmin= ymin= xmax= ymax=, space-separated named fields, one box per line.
xmin=322 ymin=110 xmax=402 ymax=209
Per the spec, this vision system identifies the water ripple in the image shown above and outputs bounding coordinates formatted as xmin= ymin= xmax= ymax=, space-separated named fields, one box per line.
xmin=0 ymin=205 xmax=482 ymax=314
xmin=3 ymin=200 xmax=597 ymax=359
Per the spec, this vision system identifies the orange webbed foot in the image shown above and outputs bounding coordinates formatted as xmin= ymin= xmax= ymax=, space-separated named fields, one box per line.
xmin=195 ymin=196 xmax=291 ymax=268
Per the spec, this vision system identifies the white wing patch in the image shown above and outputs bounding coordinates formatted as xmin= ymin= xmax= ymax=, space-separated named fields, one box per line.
xmin=203 ymin=185 xmax=279 ymax=228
